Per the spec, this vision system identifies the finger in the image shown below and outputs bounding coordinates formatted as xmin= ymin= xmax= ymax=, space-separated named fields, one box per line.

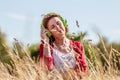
xmin=41 ymin=29 xmax=47 ymax=34
xmin=42 ymin=30 xmax=50 ymax=34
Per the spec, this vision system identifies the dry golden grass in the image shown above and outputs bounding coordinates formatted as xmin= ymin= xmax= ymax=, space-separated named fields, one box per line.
xmin=0 ymin=39 xmax=120 ymax=80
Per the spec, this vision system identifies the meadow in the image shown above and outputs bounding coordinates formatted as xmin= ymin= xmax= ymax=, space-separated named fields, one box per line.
xmin=0 ymin=31 xmax=120 ymax=80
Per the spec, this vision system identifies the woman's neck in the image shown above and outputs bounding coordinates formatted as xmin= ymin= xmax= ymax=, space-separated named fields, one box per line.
xmin=54 ymin=37 xmax=71 ymax=53
xmin=54 ymin=37 xmax=68 ymax=45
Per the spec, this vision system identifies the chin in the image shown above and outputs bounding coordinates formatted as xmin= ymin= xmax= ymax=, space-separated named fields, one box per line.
xmin=59 ymin=35 xmax=66 ymax=38
xmin=55 ymin=32 xmax=65 ymax=37
xmin=55 ymin=34 xmax=65 ymax=38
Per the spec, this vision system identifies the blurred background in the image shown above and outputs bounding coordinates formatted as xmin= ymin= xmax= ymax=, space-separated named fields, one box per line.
xmin=0 ymin=0 xmax=120 ymax=45
xmin=0 ymin=1 xmax=120 ymax=79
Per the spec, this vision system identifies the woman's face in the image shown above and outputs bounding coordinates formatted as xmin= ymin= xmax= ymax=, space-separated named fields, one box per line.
xmin=47 ymin=17 xmax=66 ymax=38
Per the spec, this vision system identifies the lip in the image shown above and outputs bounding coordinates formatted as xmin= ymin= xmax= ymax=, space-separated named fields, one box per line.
xmin=59 ymin=30 xmax=62 ymax=33
xmin=56 ymin=30 xmax=64 ymax=35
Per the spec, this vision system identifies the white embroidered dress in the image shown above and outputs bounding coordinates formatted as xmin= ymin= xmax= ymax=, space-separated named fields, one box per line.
xmin=52 ymin=47 xmax=76 ymax=73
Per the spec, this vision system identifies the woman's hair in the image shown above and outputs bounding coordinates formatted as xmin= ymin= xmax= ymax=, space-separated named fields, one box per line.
xmin=42 ymin=13 xmax=61 ymax=28
xmin=42 ymin=13 xmax=69 ymax=34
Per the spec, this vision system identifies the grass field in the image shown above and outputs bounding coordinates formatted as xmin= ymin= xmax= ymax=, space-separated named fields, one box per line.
xmin=0 ymin=33 xmax=120 ymax=80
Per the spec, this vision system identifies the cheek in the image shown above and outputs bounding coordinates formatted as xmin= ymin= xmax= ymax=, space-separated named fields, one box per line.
xmin=61 ymin=27 xmax=65 ymax=32
xmin=51 ymin=30 xmax=60 ymax=36
xmin=51 ymin=32 xmax=57 ymax=37
xmin=60 ymin=25 xmax=65 ymax=31
xmin=50 ymin=30 xmax=56 ymax=35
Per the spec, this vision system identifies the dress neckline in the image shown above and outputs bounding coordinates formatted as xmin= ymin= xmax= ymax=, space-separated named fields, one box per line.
xmin=53 ymin=40 xmax=73 ymax=54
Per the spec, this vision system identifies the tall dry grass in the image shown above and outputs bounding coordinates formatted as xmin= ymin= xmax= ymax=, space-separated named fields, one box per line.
xmin=0 ymin=38 xmax=120 ymax=80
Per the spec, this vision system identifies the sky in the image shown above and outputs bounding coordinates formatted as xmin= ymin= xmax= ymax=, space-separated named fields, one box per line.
xmin=0 ymin=0 xmax=120 ymax=45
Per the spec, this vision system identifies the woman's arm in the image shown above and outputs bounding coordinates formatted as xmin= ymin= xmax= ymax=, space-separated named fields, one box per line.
xmin=40 ymin=43 xmax=54 ymax=71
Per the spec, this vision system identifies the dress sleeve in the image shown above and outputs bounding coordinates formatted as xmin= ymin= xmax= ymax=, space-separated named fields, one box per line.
xmin=78 ymin=43 xmax=87 ymax=74
xmin=72 ymin=41 xmax=87 ymax=74
xmin=40 ymin=43 xmax=54 ymax=71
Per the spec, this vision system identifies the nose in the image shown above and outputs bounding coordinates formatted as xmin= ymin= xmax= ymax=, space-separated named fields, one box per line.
xmin=55 ymin=25 xmax=60 ymax=31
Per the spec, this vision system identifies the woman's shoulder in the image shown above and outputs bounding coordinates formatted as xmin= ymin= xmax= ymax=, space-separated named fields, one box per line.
xmin=70 ymin=40 xmax=84 ymax=53
xmin=70 ymin=40 xmax=83 ymax=46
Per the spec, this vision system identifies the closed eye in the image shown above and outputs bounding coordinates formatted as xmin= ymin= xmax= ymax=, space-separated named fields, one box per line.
xmin=56 ymin=21 xmax=61 ymax=25
xmin=51 ymin=25 xmax=55 ymax=29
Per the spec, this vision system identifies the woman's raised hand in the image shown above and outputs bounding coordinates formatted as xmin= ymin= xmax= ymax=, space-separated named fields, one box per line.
xmin=41 ymin=28 xmax=51 ymax=44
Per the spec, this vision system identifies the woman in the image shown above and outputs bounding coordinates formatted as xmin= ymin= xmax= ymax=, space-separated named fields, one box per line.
xmin=40 ymin=13 xmax=87 ymax=79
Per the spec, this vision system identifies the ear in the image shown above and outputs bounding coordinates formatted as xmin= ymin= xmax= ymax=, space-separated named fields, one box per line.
xmin=65 ymin=26 xmax=69 ymax=35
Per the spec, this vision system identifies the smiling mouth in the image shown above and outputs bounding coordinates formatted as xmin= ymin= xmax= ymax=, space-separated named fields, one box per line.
xmin=58 ymin=30 xmax=63 ymax=33
xmin=59 ymin=30 xmax=62 ymax=32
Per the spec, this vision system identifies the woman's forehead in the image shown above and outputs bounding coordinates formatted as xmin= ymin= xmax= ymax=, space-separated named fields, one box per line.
xmin=48 ymin=17 xmax=60 ymax=25
xmin=49 ymin=17 xmax=61 ymax=22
